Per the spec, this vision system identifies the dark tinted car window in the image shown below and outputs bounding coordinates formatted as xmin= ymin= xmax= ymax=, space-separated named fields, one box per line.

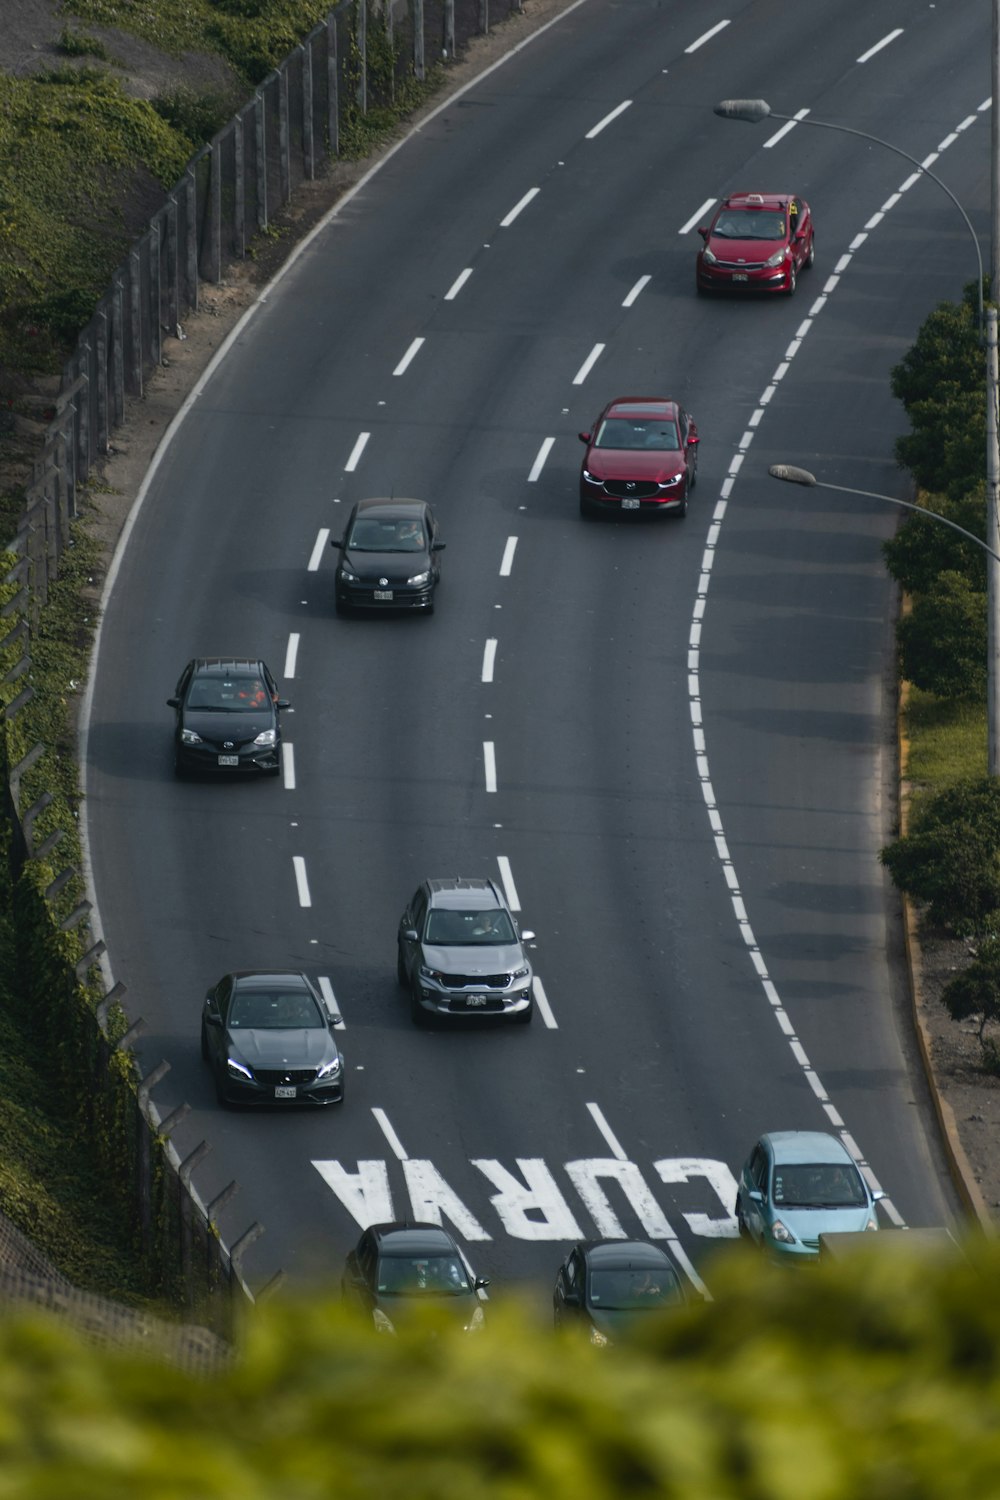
xmin=589 ymin=1267 xmax=682 ymax=1309
xmin=594 ymin=418 xmax=679 ymax=451
xmin=425 ymin=908 xmax=516 ymax=944
xmin=187 ymin=676 xmax=269 ymax=711
xmin=772 ymin=1163 xmax=866 ymax=1208
xmin=230 ymin=988 xmax=323 ymax=1029
xmin=377 ymin=1255 xmax=471 ymax=1295
xmin=714 ymin=209 xmax=786 ymax=239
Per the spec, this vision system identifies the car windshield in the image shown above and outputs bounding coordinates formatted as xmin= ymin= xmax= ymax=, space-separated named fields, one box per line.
xmin=377 ymin=1254 xmax=472 ymax=1296
xmin=424 ymin=909 xmax=517 ymax=945
xmin=347 ymin=518 xmax=425 ymax=552
xmin=229 ymin=989 xmax=324 ymax=1029
xmin=186 ymin=676 xmax=269 ymax=711
xmin=588 ymin=1267 xmax=683 ymax=1311
xmin=771 ymin=1163 xmax=867 ymax=1209
xmin=594 ymin=418 xmax=679 ymax=451
xmin=712 ymin=209 xmax=786 ymax=240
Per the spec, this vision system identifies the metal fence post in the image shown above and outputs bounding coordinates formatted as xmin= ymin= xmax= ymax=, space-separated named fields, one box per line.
xmin=327 ymin=14 xmax=339 ymax=157
xmin=209 ymin=140 xmax=222 ymax=283
xmin=414 ymin=0 xmax=425 ymax=80
xmin=255 ymin=90 xmax=268 ymax=230
xmin=302 ymin=43 xmax=315 ymax=179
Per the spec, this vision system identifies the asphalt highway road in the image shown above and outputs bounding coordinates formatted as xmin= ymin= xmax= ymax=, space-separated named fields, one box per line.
xmin=84 ymin=0 xmax=987 ymax=1308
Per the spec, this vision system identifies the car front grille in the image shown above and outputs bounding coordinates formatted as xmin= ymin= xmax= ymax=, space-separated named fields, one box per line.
xmin=442 ymin=972 xmax=513 ymax=989
xmin=253 ymin=1069 xmax=317 ymax=1086
xmin=712 ymin=257 xmax=770 ymax=270
xmin=603 ymin=480 xmax=660 ymax=499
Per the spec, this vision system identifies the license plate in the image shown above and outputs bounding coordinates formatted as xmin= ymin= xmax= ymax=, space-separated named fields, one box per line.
xmin=217 ymin=755 xmax=239 ymax=766
xmin=465 ymin=995 xmax=488 ymax=1007
xmin=374 ymin=589 xmax=393 ymax=601
xmin=274 ymin=1085 xmax=296 ymax=1099
xmin=621 ymin=497 xmax=640 ymax=510
xmin=732 ymin=273 xmax=748 ymax=282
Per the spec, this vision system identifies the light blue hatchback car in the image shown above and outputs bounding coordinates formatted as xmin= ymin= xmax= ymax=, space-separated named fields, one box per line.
xmin=736 ymin=1130 xmax=884 ymax=1263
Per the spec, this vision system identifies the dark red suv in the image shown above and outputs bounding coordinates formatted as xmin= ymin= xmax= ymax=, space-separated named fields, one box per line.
xmin=579 ymin=397 xmax=698 ymax=519
xmin=696 ymin=192 xmax=814 ymax=296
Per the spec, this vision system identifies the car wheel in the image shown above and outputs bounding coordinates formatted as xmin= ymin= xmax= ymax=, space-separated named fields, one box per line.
xmin=785 ymin=264 xmax=797 ymax=296
xmin=396 ymin=946 xmax=408 ymax=987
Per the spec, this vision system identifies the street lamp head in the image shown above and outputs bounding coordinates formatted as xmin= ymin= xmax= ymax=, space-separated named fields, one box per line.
xmin=769 ymin=464 xmax=818 ymax=486
xmin=714 ymin=99 xmax=772 ymax=123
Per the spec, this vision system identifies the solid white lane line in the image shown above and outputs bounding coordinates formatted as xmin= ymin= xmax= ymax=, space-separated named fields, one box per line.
xmin=500 ymin=537 xmax=518 ymax=576
xmin=372 ymin=1108 xmax=408 ymax=1160
xmin=587 ymin=1102 xmax=628 ymax=1160
xmin=292 ymin=856 xmax=312 ymax=907
xmin=318 ymin=975 xmax=345 ymax=1028
xmin=685 ymin=18 xmax=730 ymax=52
xmin=483 ymin=741 xmax=497 ymax=792
xmin=496 ymin=855 xmax=520 ymax=911
xmin=622 ymin=274 xmax=651 ymax=307
xmin=444 ymin=268 xmax=473 ymax=300
xmin=308 ymin=528 xmax=330 ymax=572
xmin=857 ymin=27 xmax=902 ymax=63
xmin=586 ymin=99 xmax=632 ymax=139
xmin=572 ymin=343 xmax=605 ymax=385
xmin=763 ymin=108 xmax=810 ymax=149
xmin=501 ymin=187 xmax=540 ymax=227
xmin=284 ymin=633 xmax=300 ymax=678
xmin=680 ymin=198 xmax=716 ymax=235
xmin=482 ymin=638 xmax=497 ymax=683
xmin=344 ymin=432 xmax=370 ymax=471
xmin=532 ymin=976 xmax=557 ymax=1028
xmin=528 ymin=437 xmax=555 ymax=481
xmin=393 ymin=337 xmax=425 ymax=376
xmin=282 ymin=741 xmax=296 ymax=790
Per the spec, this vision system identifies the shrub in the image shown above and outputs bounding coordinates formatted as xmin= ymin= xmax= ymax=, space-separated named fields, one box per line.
xmin=891 ymin=282 xmax=985 ymax=499
xmin=942 ymin=935 xmax=1000 ymax=1060
xmin=882 ymin=483 xmax=987 ymax=595
xmin=895 ymin=569 xmax=986 ymax=700
xmin=881 ymin=777 xmax=1000 ymax=934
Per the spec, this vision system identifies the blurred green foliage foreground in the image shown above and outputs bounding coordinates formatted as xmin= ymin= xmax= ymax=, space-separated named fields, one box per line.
xmin=0 ymin=1235 xmax=995 ymax=1499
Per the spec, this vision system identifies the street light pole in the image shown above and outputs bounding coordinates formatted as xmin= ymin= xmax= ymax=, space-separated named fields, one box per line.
xmin=716 ymin=96 xmax=997 ymax=769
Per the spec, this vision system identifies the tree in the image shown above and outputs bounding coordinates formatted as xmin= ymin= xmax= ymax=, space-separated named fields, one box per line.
xmin=895 ymin=569 xmax=986 ymax=700
xmin=882 ymin=482 xmax=987 ymax=595
xmin=942 ymin=934 xmax=1000 ymax=1066
xmin=891 ymin=282 xmax=984 ymax=498
xmin=881 ymin=777 xmax=1000 ymax=934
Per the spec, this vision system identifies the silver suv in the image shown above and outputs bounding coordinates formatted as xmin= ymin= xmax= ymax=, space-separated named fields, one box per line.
xmin=397 ymin=878 xmax=535 ymax=1026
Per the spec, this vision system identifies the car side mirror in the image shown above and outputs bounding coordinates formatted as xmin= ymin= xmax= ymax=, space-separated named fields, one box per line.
xmin=330 ymin=537 xmax=343 ymax=549
xmin=432 ymin=541 xmax=446 ymax=552
xmin=578 ymin=431 xmax=591 ymax=444
xmin=562 ymin=1289 xmax=580 ymax=1307
xmin=474 ymin=1277 xmax=490 ymax=1291
xmin=520 ymin=929 xmax=536 ymax=942
xmin=872 ymin=1189 xmax=886 ymax=1203
xmin=403 ymin=927 xmax=419 ymax=942
xmin=204 ymin=1010 xmax=222 ymax=1027
xmin=697 ymin=226 xmax=708 ymax=239
xmin=276 ymin=699 xmax=291 ymax=711
xmin=748 ymin=1189 xmax=764 ymax=1203
xmin=167 ymin=697 xmax=180 ymax=708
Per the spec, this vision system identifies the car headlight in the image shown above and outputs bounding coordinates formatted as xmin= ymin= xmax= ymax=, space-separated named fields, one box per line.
xmin=464 ymin=1306 xmax=486 ymax=1334
xmin=701 ymin=247 xmax=718 ymax=265
xmin=770 ymin=1219 xmax=795 ymax=1244
xmin=419 ymin=965 xmax=444 ymax=983
xmin=407 ymin=570 xmax=431 ymax=586
xmin=865 ymin=1218 xmax=879 ymax=1232
xmin=589 ymin=1325 xmax=609 ymax=1347
xmin=581 ymin=468 xmax=601 ymax=486
xmin=226 ymin=1057 xmax=253 ymax=1082
xmin=181 ymin=728 xmax=203 ymax=746
xmin=657 ymin=474 xmax=682 ymax=489
xmin=763 ymin=248 xmax=787 ymax=268
xmin=511 ymin=965 xmax=530 ymax=982
xmin=253 ymin=729 xmax=277 ymax=747
xmin=316 ymin=1056 xmax=342 ymax=1080
xmin=372 ymin=1308 xmax=396 ymax=1335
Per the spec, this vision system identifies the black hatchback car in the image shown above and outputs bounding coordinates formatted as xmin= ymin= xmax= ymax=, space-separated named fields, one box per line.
xmin=553 ymin=1240 xmax=686 ymax=1345
xmin=168 ymin=658 xmax=289 ymax=777
xmin=331 ymin=498 xmax=444 ymax=613
xmin=342 ymin=1222 xmax=489 ymax=1334
xmin=201 ymin=970 xmax=345 ymax=1107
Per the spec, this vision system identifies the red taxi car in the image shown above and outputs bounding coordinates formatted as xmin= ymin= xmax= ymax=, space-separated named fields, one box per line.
xmin=696 ymin=192 xmax=814 ymax=296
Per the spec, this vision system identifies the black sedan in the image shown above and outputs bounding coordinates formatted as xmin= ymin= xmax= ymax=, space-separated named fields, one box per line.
xmin=201 ymin=971 xmax=345 ymax=1107
xmin=168 ymin=658 xmax=289 ymax=777
xmin=332 ymin=498 xmax=444 ymax=613
xmin=553 ymin=1240 xmax=686 ymax=1344
xmin=342 ymin=1223 xmax=489 ymax=1334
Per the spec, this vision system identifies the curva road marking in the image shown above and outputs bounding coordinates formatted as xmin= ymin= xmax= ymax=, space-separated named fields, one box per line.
xmin=344 ymin=432 xmax=370 ymax=471
xmin=496 ymin=854 xmax=521 ymax=911
xmin=292 ymin=855 xmax=312 ymax=908
xmin=445 ymin=268 xmax=473 ymax=300
xmin=500 ymin=536 xmax=518 ymax=576
xmin=308 ymin=528 xmax=330 ymax=571
xmin=586 ymin=99 xmax=632 ymax=139
xmin=483 ymin=741 xmax=497 ymax=793
xmin=528 ymin=437 xmax=555 ymax=481
xmin=393 ymin=336 xmax=425 ymax=376
xmin=282 ymin=741 xmax=296 ymax=790
xmin=318 ymin=975 xmax=344 ymax=1029
xmin=572 ymin=343 xmax=605 ymax=385
xmin=501 ymin=187 xmax=540 ymax=227
xmin=482 ymin=638 xmax=497 ymax=683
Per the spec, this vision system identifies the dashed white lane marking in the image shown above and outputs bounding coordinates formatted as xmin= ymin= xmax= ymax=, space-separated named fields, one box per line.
xmin=528 ymin=437 xmax=555 ymax=481
xmin=586 ymin=99 xmax=632 ymax=139
xmin=763 ymin=107 xmax=810 ymax=149
xmin=318 ymin=975 xmax=345 ymax=1029
xmin=572 ymin=343 xmax=605 ymax=385
xmin=684 ymin=92 xmax=986 ymax=1232
xmin=483 ymin=741 xmax=497 ymax=793
xmin=393 ymin=337 xmax=425 ymax=376
xmin=622 ymin=274 xmax=651 ymax=307
xmin=587 ymin=1102 xmax=627 ymax=1159
xmin=445 ymin=268 xmax=473 ymax=300
xmin=857 ymin=27 xmax=903 ymax=63
xmin=284 ymin=633 xmax=300 ymax=679
xmin=532 ymin=976 xmax=557 ymax=1028
xmin=500 ymin=537 xmax=518 ymax=576
xmin=685 ymin=18 xmax=730 ymax=52
xmin=501 ymin=187 xmax=540 ymax=227
xmin=497 ymin=855 xmax=521 ymax=911
xmin=345 ymin=432 xmax=370 ymax=471
xmin=372 ymin=1108 xmax=408 ymax=1160
xmin=282 ymin=741 xmax=296 ymax=790
xmin=308 ymin=528 xmax=330 ymax=571
xmin=680 ymin=198 xmax=716 ymax=235
xmin=293 ymin=855 xmax=312 ymax=908
xmin=482 ymin=638 xmax=497 ymax=683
